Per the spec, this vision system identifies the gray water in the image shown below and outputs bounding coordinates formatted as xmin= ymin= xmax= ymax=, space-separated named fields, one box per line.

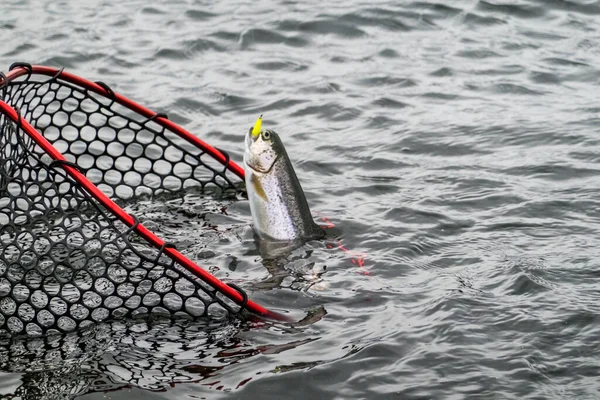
xmin=2 ymin=0 xmax=600 ymax=398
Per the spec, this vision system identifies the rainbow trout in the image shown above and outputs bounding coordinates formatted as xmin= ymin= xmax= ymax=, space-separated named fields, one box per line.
xmin=243 ymin=116 xmax=324 ymax=242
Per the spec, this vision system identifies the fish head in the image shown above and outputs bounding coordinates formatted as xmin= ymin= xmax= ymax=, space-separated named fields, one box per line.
xmin=244 ymin=122 xmax=284 ymax=173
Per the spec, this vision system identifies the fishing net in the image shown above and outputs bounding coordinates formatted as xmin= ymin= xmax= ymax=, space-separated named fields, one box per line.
xmin=0 ymin=63 xmax=287 ymax=338
xmin=0 ymin=319 xmax=254 ymax=398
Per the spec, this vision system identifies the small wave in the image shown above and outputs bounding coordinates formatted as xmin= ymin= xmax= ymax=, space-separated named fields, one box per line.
xmin=252 ymin=61 xmax=308 ymax=72
xmin=239 ymin=28 xmax=294 ymax=48
xmin=184 ymin=9 xmax=217 ymax=21
xmin=338 ymin=10 xmax=411 ymax=32
xmin=429 ymin=67 xmax=453 ymax=77
xmin=532 ymin=0 xmax=600 ymax=15
xmin=378 ymin=48 xmax=400 ymax=58
xmin=463 ymin=12 xmax=507 ymax=27
xmin=356 ymin=76 xmax=418 ymax=88
xmin=297 ymin=19 xmax=366 ymax=38
xmin=543 ymin=57 xmax=589 ymax=67
xmin=372 ymin=97 xmax=410 ymax=109
xmin=455 ymin=49 xmax=502 ymax=59
xmin=520 ymin=29 xmax=567 ymax=41
xmin=529 ymin=71 xmax=562 ymax=85
xmin=476 ymin=1 xmax=547 ymax=19
xmin=3 ymin=43 xmax=37 ymax=58
xmin=492 ymin=83 xmax=545 ymax=95
xmin=290 ymin=103 xmax=362 ymax=122
xmin=140 ymin=6 xmax=165 ymax=15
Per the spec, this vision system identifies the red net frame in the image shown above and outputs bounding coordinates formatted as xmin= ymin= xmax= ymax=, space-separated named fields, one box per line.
xmin=0 ymin=63 xmax=289 ymax=337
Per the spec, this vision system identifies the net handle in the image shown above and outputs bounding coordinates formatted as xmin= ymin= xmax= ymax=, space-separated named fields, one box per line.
xmin=1 ymin=64 xmax=245 ymax=180
xmin=0 ymin=100 xmax=291 ymax=322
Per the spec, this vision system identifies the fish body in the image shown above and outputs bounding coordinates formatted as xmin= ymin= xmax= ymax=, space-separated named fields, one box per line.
xmin=243 ymin=122 xmax=324 ymax=242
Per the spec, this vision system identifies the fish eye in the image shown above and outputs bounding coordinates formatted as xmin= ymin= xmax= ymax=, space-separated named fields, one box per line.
xmin=262 ymin=131 xmax=271 ymax=140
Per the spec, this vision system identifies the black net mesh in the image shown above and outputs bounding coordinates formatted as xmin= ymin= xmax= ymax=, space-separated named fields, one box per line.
xmin=0 ymin=319 xmax=260 ymax=399
xmin=2 ymin=70 xmax=240 ymax=200
xmin=0 ymin=69 xmax=249 ymax=338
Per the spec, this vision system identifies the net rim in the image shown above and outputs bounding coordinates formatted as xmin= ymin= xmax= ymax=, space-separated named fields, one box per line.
xmin=0 ymin=65 xmax=291 ymax=323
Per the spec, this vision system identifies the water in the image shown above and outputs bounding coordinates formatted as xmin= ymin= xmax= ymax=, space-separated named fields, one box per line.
xmin=2 ymin=0 xmax=600 ymax=398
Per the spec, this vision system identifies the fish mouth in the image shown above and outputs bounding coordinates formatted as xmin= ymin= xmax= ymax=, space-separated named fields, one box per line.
xmin=244 ymin=134 xmax=279 ymax=174
xmin=245 ymin=130 xmax=257 ymax=152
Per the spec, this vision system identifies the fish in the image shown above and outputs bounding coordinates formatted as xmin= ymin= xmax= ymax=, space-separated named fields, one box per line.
xmin=243 ymin=115 xmax=325 ymax=243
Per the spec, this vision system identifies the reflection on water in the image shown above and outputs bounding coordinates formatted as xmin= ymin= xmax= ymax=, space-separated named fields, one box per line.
xmin=0 ymin=318 xmax=318 ymax=398
xmin=3 ymin=0 xmax=600 ymax=398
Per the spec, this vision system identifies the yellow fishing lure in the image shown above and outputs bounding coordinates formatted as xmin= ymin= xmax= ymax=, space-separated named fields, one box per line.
xmin=251 ymin=114 xmax=263 ymax=138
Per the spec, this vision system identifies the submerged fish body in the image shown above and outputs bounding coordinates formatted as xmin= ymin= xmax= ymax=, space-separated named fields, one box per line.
xmin=243 ymin=122 xmax=324 ymax=243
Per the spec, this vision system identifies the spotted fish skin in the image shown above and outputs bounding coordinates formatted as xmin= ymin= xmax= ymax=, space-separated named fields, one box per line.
xmin=244 ymin=128 xmax=324 ymax=242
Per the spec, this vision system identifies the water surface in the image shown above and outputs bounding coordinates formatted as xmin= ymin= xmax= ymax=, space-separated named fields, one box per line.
xmin=1 ymin=0 xmax=600 ymax=398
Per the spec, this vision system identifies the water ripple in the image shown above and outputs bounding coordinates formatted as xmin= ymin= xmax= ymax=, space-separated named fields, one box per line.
xmin=2 ymin=0 xmax=600 ymax=399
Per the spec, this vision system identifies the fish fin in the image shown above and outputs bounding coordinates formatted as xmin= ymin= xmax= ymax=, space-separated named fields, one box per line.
xmin=313 ymin=224 xmax=326 ymax=239
xmin=250 ymin=172 xmax=268 ymax=202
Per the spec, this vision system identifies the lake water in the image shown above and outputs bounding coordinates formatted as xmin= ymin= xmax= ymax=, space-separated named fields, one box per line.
xmin=2 ymin=0 xmax=600 ymax=398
